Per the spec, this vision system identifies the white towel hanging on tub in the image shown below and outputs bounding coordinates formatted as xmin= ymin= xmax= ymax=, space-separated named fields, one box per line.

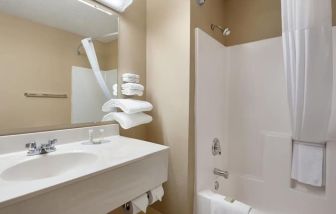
xmin=281 ymin=0 xmax=333 ymax=187
xmin=291 ymin=141 xmax=326 ymax=187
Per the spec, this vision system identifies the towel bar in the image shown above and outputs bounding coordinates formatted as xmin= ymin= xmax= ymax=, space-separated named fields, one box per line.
xmin=24 ymin=93 xmax=68 ymax=98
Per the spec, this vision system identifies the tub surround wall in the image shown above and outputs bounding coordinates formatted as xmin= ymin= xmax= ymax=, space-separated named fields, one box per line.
xmin=195 ymin=28 xmax=336 ymax=213
xmin=195 ymin=29 xmax=229 ymax=193
xmin=190 ymin=4 xmax=227 ymax=210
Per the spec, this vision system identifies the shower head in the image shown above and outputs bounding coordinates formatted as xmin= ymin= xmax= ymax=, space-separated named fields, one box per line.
xmin=223 ymin=28 xmax=231 ymax=36
xmin=196 ymin=0 xmax=206 ymax=6
xmin=210 ymin=24 xmax=231 ymax=37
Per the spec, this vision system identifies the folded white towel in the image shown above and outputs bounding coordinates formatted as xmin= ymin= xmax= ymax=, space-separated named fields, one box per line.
xmin=291 ymin=141 xmax=326 ymax=187
xmin=122 ymin=88 xmax=143 ymax=96
xmin=102 ymin=112 xmax=152 ymax=129
xmin=122 ymin=73 xmax=140 ymax=79
xmin=122 ymin=83 xmax=144 ymax=91
xmin=102 ymin=99 xmax=153 ymax=114
xmin=123 ymin=77 xmax=140 ymax=83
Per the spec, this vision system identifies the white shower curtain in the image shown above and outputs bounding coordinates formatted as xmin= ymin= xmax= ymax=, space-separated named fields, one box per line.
xmin=281 ymin=0 xmax=333 ymax=143
xmin=281 ymin=0 xmax=333 ymax=186
xmin=81 ymin=38 xmax=112 ymax=100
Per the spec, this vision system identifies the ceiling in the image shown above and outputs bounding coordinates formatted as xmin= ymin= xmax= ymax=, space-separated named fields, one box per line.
xmin=0 ymin=0 xmax=119 ymax=42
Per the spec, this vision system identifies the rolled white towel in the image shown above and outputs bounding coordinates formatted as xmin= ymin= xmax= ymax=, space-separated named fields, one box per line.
xmin=122 ymin=83 xmax=144 ymax=91
xmin=123 ymin=77 xmax=140 ymax=83
xmin=122 ymin=88 xmax=143 ymax=96
xmin=102 ymin=99 xmax=153 ymax=114
xmin=122 ymin=73 xmax=140 ymax=79
xmin=102 ymin=112 xmax=152 ymax=129
xmin=122 ymin=73 xmax=140 ymax=84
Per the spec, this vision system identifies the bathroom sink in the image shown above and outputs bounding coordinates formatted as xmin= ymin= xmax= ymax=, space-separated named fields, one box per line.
xmin=1 ymin=152 xmax=98 ymax=181
xmin=0 ymin=126 xmax=169 ymax=214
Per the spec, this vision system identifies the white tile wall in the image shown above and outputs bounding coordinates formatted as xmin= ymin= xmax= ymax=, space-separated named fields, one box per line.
xmin=195 ymin=28 xmax=336 ymax=214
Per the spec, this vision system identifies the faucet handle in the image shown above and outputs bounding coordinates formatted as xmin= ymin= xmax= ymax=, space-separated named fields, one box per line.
xmin=25 ymin=142 xmax=37 ymax=150
xmin=212 ymin=138 xmax=221 ymax=156
xmin=48 ymin=139 xmax=57 ymax=146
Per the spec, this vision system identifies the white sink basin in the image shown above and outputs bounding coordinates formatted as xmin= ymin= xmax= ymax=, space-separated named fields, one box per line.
xmin=0 ymin=130 xmax=169 ymax=214
xmin=1 ymin=152 xmax=98 ymax=181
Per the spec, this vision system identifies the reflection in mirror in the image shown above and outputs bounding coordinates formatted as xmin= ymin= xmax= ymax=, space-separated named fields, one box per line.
xmin=0 ymin=0 xmax=119 ymax=134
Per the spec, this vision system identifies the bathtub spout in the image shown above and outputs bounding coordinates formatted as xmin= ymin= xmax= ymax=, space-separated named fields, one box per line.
xmin=214 ymin=168 xmax=229 ymax=179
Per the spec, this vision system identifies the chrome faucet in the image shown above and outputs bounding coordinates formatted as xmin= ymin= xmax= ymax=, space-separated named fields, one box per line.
xmin=25 ymin=139 xmax=57 ymax=156
xmin=214 ymin=168 xmax=229 ymax=179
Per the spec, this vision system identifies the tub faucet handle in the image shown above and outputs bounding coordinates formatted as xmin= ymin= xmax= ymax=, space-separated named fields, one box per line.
xmin=25 ymin=142 xmax=37 ymax=150
xmin=48 ymin=139 xmax=57 ymax=146
xmin=212 ymin=138 xmax=221 ymax=156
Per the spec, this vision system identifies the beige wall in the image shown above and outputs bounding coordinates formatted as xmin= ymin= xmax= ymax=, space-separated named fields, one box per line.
xmin=223 ymin=0 xmax=281 ymax=46
xmin=103 ymin=40 xmax=119 ymax=70
xmin=118 ymin=0 xmax=147 ymax=140
xmin=146 ymin=0 xmax=192 ymax=214
xmin=106 ymin=1 xmax=151 ymax=212
xmin=223 ymin=0 xmax=336 ymax=46
xmin=191 ymin=0 xmax=226 ymax=46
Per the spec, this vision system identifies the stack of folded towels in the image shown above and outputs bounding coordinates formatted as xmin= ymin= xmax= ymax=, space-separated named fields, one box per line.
xmin=101 ymin=99 xmax=153 ymax=129
xmin=122 ymin=73 xmax=144 ymax=96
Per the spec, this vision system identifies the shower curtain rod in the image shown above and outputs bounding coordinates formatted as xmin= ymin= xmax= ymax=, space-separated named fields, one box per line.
xmin=77 ymin=33 xmax=119 ymax=55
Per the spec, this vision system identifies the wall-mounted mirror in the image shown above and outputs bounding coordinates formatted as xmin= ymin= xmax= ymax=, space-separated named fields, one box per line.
xmin=0 ymin=0 xmax=119 ymax=135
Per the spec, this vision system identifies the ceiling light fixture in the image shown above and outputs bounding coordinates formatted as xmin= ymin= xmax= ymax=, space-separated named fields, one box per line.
xmin=95 ymin=0 xmax=133 ymax=13
xmin=77 ymin=0 xmax=113 ymax=15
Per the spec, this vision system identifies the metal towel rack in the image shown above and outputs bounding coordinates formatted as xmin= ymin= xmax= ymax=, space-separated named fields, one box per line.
xmin=24 ymin=93 xmax=68 ymax=98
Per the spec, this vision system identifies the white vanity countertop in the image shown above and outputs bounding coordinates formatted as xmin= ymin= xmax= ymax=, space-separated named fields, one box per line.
xmin=0 ymin=135 xmax=169 ymax=208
